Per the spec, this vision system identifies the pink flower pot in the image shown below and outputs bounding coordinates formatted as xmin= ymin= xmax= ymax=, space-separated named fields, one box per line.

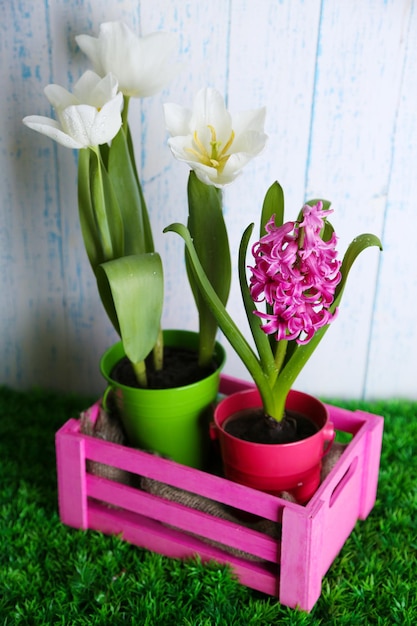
xmin=211 ymin=387 xmax=335 ymax=503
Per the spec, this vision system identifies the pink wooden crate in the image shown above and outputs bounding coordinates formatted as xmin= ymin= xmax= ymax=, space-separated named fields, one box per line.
xmin=55 ymin=374 xmax=383 ymax=612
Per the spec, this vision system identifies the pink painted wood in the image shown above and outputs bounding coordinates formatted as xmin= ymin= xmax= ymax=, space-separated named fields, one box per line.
xmin=55 ymin=375 xmax=383 ymax=611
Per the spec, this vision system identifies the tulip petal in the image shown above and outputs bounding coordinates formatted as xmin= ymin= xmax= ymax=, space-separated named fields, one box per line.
xmin=22 ymin=115 xmax=84 ymax=149
xmin=44 ymin=84 xmax=77 ymax=111
xmin=163 ymin=103 xmax=191 ymax=137
xmin=75 ymin=34 xmax=105 ymax=76
xmin=165 ymin=87 xmax=267 ymax=188
xmin=76 ymin=22 xmax=179 ymax=98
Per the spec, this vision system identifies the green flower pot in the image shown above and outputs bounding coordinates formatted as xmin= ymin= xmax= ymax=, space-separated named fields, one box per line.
xmin=100 ymin=330 xmax=226 ymax=469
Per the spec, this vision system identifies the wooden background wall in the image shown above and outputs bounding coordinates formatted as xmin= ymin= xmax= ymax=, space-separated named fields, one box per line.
xmin=1 ymin=0 xmax=416 ymax=399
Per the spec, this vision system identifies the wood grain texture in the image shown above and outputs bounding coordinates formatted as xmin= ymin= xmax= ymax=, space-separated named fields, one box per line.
xmin=1 ymin=0 xmax=415 ymax=398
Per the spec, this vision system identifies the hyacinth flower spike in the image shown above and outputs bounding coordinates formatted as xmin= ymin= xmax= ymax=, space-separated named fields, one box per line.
xmin=165 ymin=181 xmax=382 ymax=421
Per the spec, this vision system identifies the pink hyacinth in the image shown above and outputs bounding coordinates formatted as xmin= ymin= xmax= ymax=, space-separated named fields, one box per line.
xmin=249 ymin=201 xmax=342 ymax=344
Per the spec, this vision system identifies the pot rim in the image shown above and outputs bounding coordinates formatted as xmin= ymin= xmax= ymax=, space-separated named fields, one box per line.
xmin=213 ymin=387 xmax=333 ymax=449
xmin=100 ymin=330 xmax=226 ymax=393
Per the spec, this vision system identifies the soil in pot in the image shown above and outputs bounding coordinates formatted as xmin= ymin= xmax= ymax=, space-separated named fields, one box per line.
xmin=224 ymin=408 xmax=318 ymax=445
xmin=110 ymin=346 xmax=217 ymax=389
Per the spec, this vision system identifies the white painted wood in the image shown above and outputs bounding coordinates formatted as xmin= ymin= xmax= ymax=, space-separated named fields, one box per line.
xmin=365 ymin=0 xmax=417 ymax=399
xmin=1 ymin=0 xmax=415 ymax=399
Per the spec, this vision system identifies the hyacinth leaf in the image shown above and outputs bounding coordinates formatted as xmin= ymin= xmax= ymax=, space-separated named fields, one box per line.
xmin=186 ymin=172 xmax=231 ymax=366
xmin=321 ymin=218 xmax=335 ymax=242
xmin=108 ymin=127 xmax=149 ymax=256
xmin=277 ymin=232 xmax=383 ymax=397
xmin=333 ymin=233 xmax=383 ymax=304
xmin=89 ymin=147 xmax=124 ymax=262
xmin=164 ymin=222 xmax=274 ymax=401
xmin=259 ymin=181 xmax=285 ymax=337
xmin=98 ymin=253 xmax=164 ymax=367
xmin=238 ymin=223 xmax=276 ymax=381
xmin=260 ymin=180 xmax=285 ymax=237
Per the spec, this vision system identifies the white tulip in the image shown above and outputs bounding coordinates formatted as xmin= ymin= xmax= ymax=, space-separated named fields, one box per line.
xmin=76 ymin=21 xmax=179 ymax=98
xmin=23 ymin=71 xmax=123 ymax=149
xmin=164 ymin=88 xmax=267 ymax=188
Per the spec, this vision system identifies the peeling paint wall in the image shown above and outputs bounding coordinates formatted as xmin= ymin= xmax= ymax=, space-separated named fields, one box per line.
xmin=1 ymin=0 xmax=416 ymax=398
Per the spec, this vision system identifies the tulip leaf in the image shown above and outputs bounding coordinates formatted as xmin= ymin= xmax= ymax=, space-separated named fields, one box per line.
xmin=186 ymin=172 xmax=231 ymax=366
xmin=125 ymin=124 xmax=155 ymax=253
xmin=108 ymin=127 xmax=150 ymax=256
xmin=89 ymin=148 xmax=124 ymax=262
xmin=98 ymin=253 xmax=164 ymax=366
xmin=78 ymin=148 xmax=103 ymax=269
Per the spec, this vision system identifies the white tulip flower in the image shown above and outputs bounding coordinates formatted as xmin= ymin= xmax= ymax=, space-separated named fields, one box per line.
xmin=23 ymin=71 xmax=123 ymax=149
xmin=76 ymin=21 xmax=179 ymax=98
xmin=164 ymin=88 xmax=267 ymax=188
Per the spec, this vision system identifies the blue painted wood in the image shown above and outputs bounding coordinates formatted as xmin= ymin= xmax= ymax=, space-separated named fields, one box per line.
xmin=1 ymin=0 xmax=415 ymax=399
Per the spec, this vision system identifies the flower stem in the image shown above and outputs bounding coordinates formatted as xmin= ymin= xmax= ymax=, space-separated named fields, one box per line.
xmin=152 ymin=327 xmax=164 ymax=371
xmin=273 ymin=339 xmax=287 ymax=376
xmin=122 ymin=96 xmax=130 ymax=131
xmin=133 ymin=360 xmax=148 ymax=388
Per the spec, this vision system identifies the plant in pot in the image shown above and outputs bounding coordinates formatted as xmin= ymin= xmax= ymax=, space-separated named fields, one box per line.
xmin=22 ymin=21 xmax=267 ymax=468
xmin=165 ymin=181 xmax=382 ymax=501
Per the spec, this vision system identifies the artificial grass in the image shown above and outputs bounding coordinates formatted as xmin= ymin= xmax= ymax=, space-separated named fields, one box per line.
xmin=0 ymin=386 xmax=416 ymax=625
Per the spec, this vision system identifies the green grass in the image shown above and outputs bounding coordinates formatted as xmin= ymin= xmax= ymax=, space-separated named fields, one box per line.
xmin=1 ymin=387 xmax=416 ymax=624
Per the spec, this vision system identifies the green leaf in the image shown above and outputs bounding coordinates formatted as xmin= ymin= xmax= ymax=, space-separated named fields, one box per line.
xmin=108 ymin=127 xmax=150 ymax=256
xmin=164 ymin=222 xmax=276 ymax=410
xmin=333 ymin=233 xmax=383 ymax=305
xmin=125 ymin=124 xmax=155 ymax=253
xmin=278 ymin=232 xmax=383 ymax=394
xmin=186 ymin=172 xmax=231 ymax=365
xmin=77 ymin=148 xmax=103 ymax=269
xmin=238 ymin=223 xmax=276 ymax=380
xmin=260 ymin=181 xmax=285 ymax=236
xmin=98 ymin=253 xmax=164 ymax=366
xmin=259 ymin=182 xmax=285 ymax=347
xmin=89 ymin=148 xmax=124 ymax=262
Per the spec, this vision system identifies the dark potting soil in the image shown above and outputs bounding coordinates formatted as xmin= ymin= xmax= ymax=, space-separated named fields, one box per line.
xmin=111 ymin=346 xmax=217 ymax=390
xmin=224 ymin=408 xmax=318 ymax=445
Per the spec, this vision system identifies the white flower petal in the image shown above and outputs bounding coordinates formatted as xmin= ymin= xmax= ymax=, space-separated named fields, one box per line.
xmin=76 ymin=21 xmax=179 ymax=98
xmin=163 ymin=103 xmax=192 ymax=137
xmin=91 ymin=96 xmax=123 ymax=145
xmin=129 ymin=32 xmax=179 ymax=97
xmin=233 ymin=107 xmax=267 ymax=135
xmin=231 ymin=129 xmax=268 ymax=156
xmin=60 ymin=106 xmax=96 ymax=148
xmin=222 ymin=152 xmax=253 ymax=177
xmin=191 ymin=88 xmax=233 ymax=142
xmin=74 ymin=71 xmax=120 ymax=109
xmin=75 ymin=33 xmax=106 ymax=76
xmin=192 ymin=163 xmax=223 ymax=187
xmin=22 ymin=115 xmax=84 ymax=149
xmin=61 ymin=97 xmax=122 ymax=147
xmin=165 ymin=87 xmax=267 ymax=188
xmin=44 ymin=84 xmax=77 ymax=111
